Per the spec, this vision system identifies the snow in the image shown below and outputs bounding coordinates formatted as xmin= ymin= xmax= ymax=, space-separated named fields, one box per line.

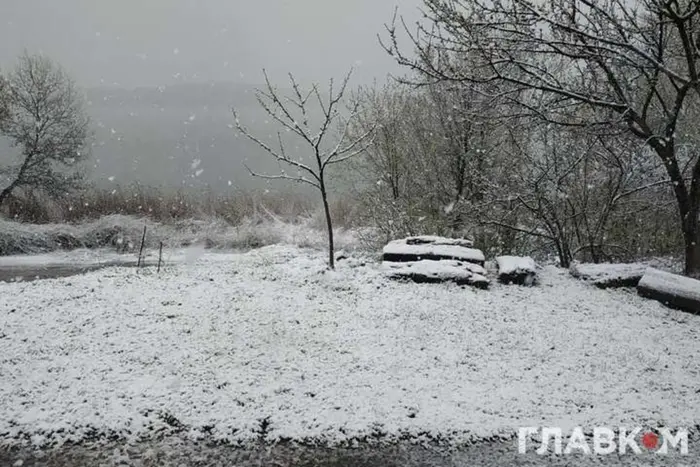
xmin=382 ymin=239 xmax=484 ymax=264
xmin=638 ymin=267 xmax=700 ymax=304
xmin=571 ymin=262 xmax=647 ymax=281
xmin=570 ymin=259 xmax=683 ymax=289
xmin=495 ymin=256 xmax=536 ymax=275
xmin=383 ymin=260 xmax=489 ymax=287
xmin=1 ymin=245 xmax=699 ymax=448
xmin=383 ymin=259 xmax=487 ymax=277
xmin=0 ymin=215 xmax=360 ymax=256
xmin=495 ymin=256 xmax=537 ymax=285
xmin=404 ymin=235 xmax=474 ymax=248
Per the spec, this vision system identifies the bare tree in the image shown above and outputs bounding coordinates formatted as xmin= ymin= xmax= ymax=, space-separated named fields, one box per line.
xmin=350 ymin=87 xmax=441 ymax=242
xmin=481 ymin=120 xmax=658 ymax=267
xmin=0 ymin=53 xmax=90 ymax=207
xmin=351 ymin=82 xmax=412 ymax=202
xmin=383 ymin=0 xmax=700 ymax=275
xmin=423 ymin=81 xmax=499 ymax=234
xmin=0 ymin=76 xmax=9 ymax=125
xmin=233 ymin=70 xmax=374 ymax=269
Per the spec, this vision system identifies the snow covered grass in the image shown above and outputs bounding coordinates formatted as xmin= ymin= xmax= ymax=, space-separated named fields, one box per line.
xmin=1 ymin=245 xmax=699 ymax=449
xmin=0 ymin=214 xmax=361 ymax=256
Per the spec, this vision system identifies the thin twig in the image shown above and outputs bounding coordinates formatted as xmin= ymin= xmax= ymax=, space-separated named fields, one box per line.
xmin=137 ymin=225 xmax=147 ymax=268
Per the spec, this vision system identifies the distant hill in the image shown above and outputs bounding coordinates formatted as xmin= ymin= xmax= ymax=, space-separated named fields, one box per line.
xmin=1 ymin=81 xmax=342 ymax=196
xmin=86 ymin=82 xmax=262 ymax=109
xmin=83 ymin=82 xmax=280 ymax=192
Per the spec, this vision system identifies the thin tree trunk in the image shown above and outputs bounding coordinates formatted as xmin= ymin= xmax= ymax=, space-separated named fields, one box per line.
xmin=0 ymin=185 xmax=14 ymax=207
xmin=686 ymin=155 xmax=700 ymax=276
xmin=0 ymin=151 xmax=35 ymax=207
xmin=320 ymin=179 xmax=335 ymax=270
xmin=682 ymin=209 xmax=700 ymax=276
xmin=554 ymin=239 xmax=571 ymax=268
xmin=657 ymin=143 xmax=700 ymax=276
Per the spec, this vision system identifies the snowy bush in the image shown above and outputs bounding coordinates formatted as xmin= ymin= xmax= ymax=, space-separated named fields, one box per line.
xmin=0 ymin=215 xmax=362 ymax=256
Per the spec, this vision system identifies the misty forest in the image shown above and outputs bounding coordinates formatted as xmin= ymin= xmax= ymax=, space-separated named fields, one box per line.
xmin=1 ymin=1 xmax=700 ymax=466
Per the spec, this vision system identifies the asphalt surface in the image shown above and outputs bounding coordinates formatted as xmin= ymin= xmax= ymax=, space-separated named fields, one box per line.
xmin=1 ymin=437 xmax=698 ymax=467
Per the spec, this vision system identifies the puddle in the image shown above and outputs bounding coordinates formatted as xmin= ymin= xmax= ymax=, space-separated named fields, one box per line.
xmin=0 ymin=261 xmax=158 ymax=283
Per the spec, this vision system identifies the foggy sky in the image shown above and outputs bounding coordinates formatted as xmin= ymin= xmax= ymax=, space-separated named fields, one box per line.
xmin=0 ymin=0 xmax=421 ymax=88
xmin=0 ymin=0 xmax=424 ymax=192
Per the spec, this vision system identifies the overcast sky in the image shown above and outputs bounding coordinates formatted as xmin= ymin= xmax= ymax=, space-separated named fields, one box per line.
xmin=0 ymin=0 xmax=421 ymax=88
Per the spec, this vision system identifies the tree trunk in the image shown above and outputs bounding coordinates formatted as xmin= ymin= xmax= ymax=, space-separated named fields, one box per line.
xmin=554 ymin=239 xmax=572 ymax=269
xmin=656 ymin=142 xmax=700 ymax=276
xmin=0 ymin=184 xmax=15 ymax=207
xmin=683 ymin=210 xmax=700 ymax=277
xmin=319 ymin=179 xmax=335 ymax=270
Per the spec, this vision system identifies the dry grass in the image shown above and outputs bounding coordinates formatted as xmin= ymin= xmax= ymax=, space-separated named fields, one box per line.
xmin=1 ymin=185 xmax=334 ymax=225
xmin=0 ymin=186 xmax=366 ymax=256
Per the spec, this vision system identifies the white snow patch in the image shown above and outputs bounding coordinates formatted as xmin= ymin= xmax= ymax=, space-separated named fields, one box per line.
xmin=569 ymin=262 xmax=648 ymax=287
xmin=383 ymin=259 xmax=489 ymax=285
xmin=495 ymin=256 xmax=536 ymax=276
xmin=383 ymin=259 xmax=486 ymax=276
xmin=638 ymin=267 xmax=700 ymax=303
xmin=383 ymin=240 xmax=484 ymax=263
xmin=1 ymin=247 xmax=699 ymax=447
xmin=0 ymin=215 xmax=360 ymax=256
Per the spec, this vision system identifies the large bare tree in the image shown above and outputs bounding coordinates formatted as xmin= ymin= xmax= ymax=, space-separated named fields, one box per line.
xmin=0 ymin=53 xmax=90 ymax=207
xmin=384 ymin=0 xmax=700 ymax=275
xmin=233 ymin=70 xmax=374 ymax=269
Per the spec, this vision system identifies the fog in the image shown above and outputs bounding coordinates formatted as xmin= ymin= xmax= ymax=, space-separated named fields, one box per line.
xmin=0 ymin=0 xmax=421 ymax=191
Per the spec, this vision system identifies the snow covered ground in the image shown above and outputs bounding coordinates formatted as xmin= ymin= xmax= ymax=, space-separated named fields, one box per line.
xmin=1 ymin=245 xmax=699 ymax=449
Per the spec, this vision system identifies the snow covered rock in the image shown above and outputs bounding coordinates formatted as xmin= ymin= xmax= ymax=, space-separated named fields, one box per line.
xmin=637 ymin=268 xmax=700 ymax=314
xmin=382 ymin=237 xmax=485 ymax=266
xmin=495 ymin=256 xmax=537 ymax=285
xmin=570 ymin=262 xmax=647 ymax=289
xmin=404 ymin=235 xmax=474 ymax=248
xmin=383 ymin=260 xmax=490 ymax=289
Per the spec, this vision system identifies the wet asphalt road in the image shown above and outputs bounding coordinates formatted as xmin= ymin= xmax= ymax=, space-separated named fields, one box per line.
xmin=1 ymin=437 xmax=698 ymax=467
